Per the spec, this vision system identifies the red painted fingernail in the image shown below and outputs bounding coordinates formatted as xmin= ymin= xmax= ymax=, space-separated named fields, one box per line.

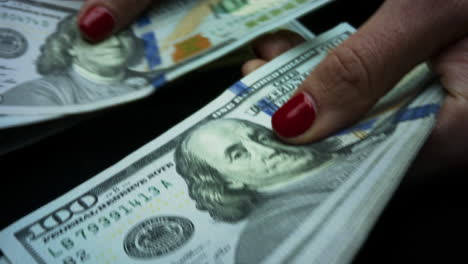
xmin=272 ymin=92 xmax=316 ymax=138
xmin=79 ymin=6 xmax=115 ymax=42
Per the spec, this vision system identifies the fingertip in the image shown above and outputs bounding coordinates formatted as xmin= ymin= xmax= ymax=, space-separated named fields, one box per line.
xmin=77 ymin=0 xmax=153 ymax=43
xmin=270 ymin=75 xmax=363 ymax=145
xmin=78 ymin=5 xmax=116 ymax=42
xmin=272 ymin=92 xmax=317 ymax=140
xmin=252 ymin=30 xmax=305 ymax=60
xmin=242 ymin=59 xmax=267 ymax=76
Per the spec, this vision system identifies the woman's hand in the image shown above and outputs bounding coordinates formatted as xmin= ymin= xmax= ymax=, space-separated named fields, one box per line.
xmin=243 ymin=0 xmax=468 ymax=176
xmin=76 ymin=0 xmax=241 ymax=42
xmin=78 ymin=0 xmax=154 ymax=42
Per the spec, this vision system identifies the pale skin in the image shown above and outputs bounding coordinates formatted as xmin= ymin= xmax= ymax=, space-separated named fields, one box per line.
xmin=78 ymin=0 xmax=468 ymax=177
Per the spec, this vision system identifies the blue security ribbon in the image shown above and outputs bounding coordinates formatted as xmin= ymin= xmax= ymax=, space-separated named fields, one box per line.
xmin=141 ymin=32 xmax=162 ymax=68
xmin=394 ymin=104 xmax=440 ymax=122
xmin=257 ymin=98 xmax=279 ymax=116
xmin=229 ymin=81 xmax=252 ymax=96
xmin=151 ymin=74 xmax=166 ymax=89
xmin=337 ymin=103 xmax=440 ymax=135
xmin=263 ymin=102 xmax=440 ymax=136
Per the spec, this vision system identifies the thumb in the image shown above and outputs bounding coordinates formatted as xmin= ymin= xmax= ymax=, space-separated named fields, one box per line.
xmin=78 ymin=0 xmax=153 ymax=42
xmin=272 ymin=0 xmax=468 ymax=144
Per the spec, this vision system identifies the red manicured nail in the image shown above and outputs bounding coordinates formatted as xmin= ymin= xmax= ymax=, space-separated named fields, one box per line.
xmin=79 ymin=6 xmax=115 ymax=42
xmin=272 ymin=92 xmax=316 ymax=138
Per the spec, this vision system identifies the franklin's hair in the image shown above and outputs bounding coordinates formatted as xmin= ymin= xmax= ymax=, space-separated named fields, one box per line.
xmin=36 ymin=15 xmax=78 ymax=75
xmin=174 ymin=119 xmax=259 ymax=222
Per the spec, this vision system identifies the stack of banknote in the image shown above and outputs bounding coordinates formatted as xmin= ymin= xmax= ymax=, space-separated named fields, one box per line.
xmin=0 ymin=1 xmax=444 ymax=264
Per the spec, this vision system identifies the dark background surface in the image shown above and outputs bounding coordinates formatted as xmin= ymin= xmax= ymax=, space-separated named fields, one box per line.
xmin=1 ymin=0 xmax=466 ymax=263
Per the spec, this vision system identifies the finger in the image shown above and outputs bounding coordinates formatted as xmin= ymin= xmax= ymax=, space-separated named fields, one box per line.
xmin=78 ymin=0 xmax=153 ymax=42
xmin=431 ymin=37 xmax=468 ymax=99
xmin=242 ymin=31 xmax=303 ymax=77
xmin=272 ymin=0 xmax=468 ymax=143
xmin=251 ymin=30 xmax=305 ymax=60
xmin=410 ymin=36 xmax=468 ymax=177
xmin=241 ymin=59 xmax=267 ymax=76
xmin=410 ymin=95 xmax=468 ymax=179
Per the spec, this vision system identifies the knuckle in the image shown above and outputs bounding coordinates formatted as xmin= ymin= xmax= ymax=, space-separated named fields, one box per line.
xmin=315 ymin=43 xmax=376 ymax=108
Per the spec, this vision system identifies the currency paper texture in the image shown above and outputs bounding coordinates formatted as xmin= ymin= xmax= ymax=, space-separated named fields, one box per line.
xmin=0 ymin=23 xmax=443 ymax=264
xmin=0 ymin=0 xmax=332 ymax=118
xmin=0 ymin=255 xmax=10 ymax=264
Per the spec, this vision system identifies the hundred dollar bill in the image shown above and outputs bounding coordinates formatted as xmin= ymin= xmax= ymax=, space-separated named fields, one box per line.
xmin=0 ymin=4 xmax=314 ymax=129
xmin=0 ymin=23 xmax=443 ymax=264
xmin=0 ymin=20 xmax=312 ymax=152
xmin=0 ymin=0 xmax=332 ymax=117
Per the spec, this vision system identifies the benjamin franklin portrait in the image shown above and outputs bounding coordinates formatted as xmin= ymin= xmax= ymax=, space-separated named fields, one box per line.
xmin=174 ymin=116 xmax=396 ymax=263
xmin=1 ymin=15 xmax=148 ymax=106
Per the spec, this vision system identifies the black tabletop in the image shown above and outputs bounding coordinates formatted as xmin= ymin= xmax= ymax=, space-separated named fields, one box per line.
xmin=1 ymin=0 xmax=466 ymax=263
